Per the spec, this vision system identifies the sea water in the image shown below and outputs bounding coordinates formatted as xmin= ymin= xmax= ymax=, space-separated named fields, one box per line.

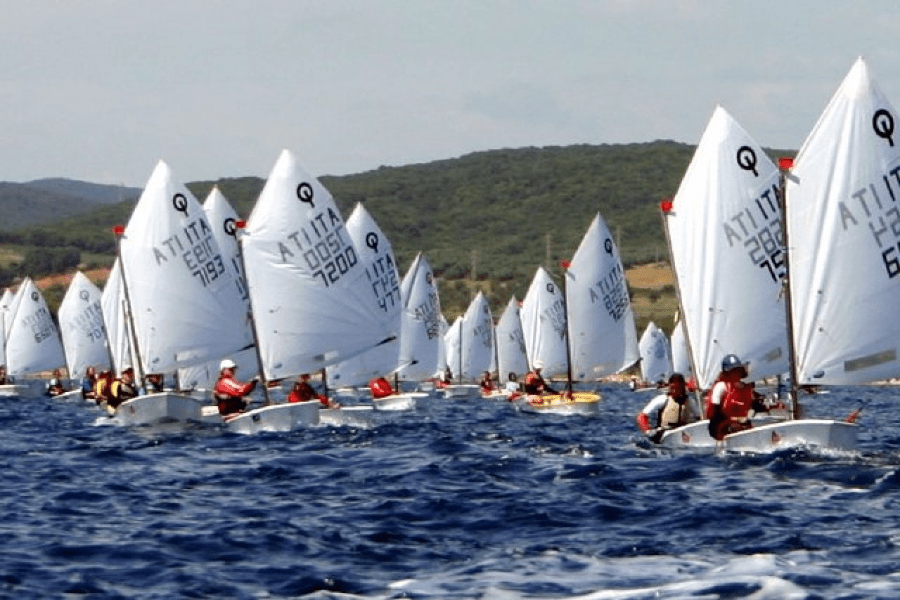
xmin=2 ymin=384 xmax=899 ymax=599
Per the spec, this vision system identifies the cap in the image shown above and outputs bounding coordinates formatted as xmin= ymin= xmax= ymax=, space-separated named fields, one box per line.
xmin=219 ymin=358 xmax=237 ymax=371
xmin=533 ymin=360 xmax=544 ymax=370
xmin=721 ymin=354 xmax=748 ymax=372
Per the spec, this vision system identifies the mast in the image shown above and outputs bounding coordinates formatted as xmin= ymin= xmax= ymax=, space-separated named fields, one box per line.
xmin=113 ymin=226 xmax=147 ymax=388
xmin=659 ymin=199 xmax=703 ymax=406
xmin=777 ymin=158 xmax=801 ymax=420
xmin=235 ymin=222 xmax=272 ymax=405
xmin=562 ymin=265 xmax=574 ymax=394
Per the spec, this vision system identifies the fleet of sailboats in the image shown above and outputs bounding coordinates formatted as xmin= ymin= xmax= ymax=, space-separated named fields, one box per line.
xmin=5 ymin=57 xmax=894 ymax=455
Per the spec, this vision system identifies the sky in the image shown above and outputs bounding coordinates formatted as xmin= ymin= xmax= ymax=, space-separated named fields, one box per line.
xmin=1 ymin=0 xmax=899 ymax=187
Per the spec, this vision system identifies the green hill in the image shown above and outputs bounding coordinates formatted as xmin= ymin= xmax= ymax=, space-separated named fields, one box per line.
xmin=0 ymin=141 xmax=793 ymax=330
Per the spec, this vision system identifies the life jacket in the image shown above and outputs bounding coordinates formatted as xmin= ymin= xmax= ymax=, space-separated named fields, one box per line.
xmin=369 ymin=378 xmax=394 ymax=399
xmin=523 ymin=372 xmax=544 ymax=395
xmin=659 ymin=396 xmax=692 ymax=428
xmin=94 ymin=376 xmax=111 ymax=402
xmin=706 ymin=381 xmax=754 ymax=420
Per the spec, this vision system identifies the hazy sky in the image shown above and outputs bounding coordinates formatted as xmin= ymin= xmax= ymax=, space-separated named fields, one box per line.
xmin=2 ymin=1 xmax=899 ymax=186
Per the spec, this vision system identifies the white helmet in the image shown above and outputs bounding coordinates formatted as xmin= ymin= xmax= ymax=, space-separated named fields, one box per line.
xmin=219 ymin=358 xmax=237 ymax=371
xmin=533 ymin=360 xmax=544 ymax=370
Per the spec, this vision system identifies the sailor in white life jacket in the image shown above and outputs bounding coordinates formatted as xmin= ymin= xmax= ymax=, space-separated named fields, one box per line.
xmin=636 ymin=372 xmax=698 ymax=443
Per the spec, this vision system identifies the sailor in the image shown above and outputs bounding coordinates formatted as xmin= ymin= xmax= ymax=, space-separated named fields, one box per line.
xmin=636 ymin=372 xmax=698 ymax=443
xmin=214 ymin=359 xmax=257 ymax=417
xmin=479 ymin=371 xmax=495 ymax=394
xmin=369 ymin=376 xmax=395 ymax=399
xmin=523 ymin=361 xmax=555 ymax=395
xmin=706 ymin=354 xmax=767 ymax=440
xmin=288 ymin=373 xmax=339 ymax=408
xmin=503 ymin=372 xmax=521 ymax=401
xmin=81 ymin=366 xmax=98 ymax=400
xmin=94 ymin=369 xmax=114 ymax=404
xmin=109 ymin=367 xmax=139 ymax=409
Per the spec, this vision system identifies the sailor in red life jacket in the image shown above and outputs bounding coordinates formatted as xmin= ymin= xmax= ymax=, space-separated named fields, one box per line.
xmin=369 ymin=376 xmax=395 ymax=399
xmin=706 ymin=354 xmax=767 ymax=440
xmin=636 ymin=372 xmax=699 ymax=443
xmin=288 ymin=373 xmax=340 ymax=408
xmin=214 ymin=358 xmax=257 ymax=417
xmin=523 ymin=361 xmax=555 ymax=395
xmin=479 ymin=371 xmax=495 ymax=395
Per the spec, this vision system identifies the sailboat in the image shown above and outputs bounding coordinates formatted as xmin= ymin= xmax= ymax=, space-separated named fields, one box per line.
xmin=638 ymin=321 xmax=672 ymax=386
xmin=111 ymin=160 xmax=254 ymax=426
xmin=1 ymin=278 xmax=66 ymax=397
xmin=442 ymin=291 xmax=493 ymax=398
xmin=659 ymin=105 xmax=796 ymax=447
xmin=233 ymin=149 xmax=400 ymax=432
xmin=396 ymin=253 xmax=443 ymax=392
xmin=717 ymin=58 xmax=897 ymax=452
xmin=493 ymin=296 xmax=529 ymax=398
xmin=324 ymin=202 xmax=418 ymax=417
xmin=176 ymin=186 xmax=257 ymax=394
xmin=58 ymin=271 xmax=112 ymax=399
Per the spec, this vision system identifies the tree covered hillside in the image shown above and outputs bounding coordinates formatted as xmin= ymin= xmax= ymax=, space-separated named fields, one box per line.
xmin=0 ymin=141 xmax=790 ymax=327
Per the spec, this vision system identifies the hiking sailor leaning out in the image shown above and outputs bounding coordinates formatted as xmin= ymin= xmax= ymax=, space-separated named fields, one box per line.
xmin=108 ymin=367 xmax=139 ymax=410
xmin=706 ymin=354 xmax=768 ymax=441
xmin=636 ymin=372 xmax=698 ymax=443
xmin=214 ymin=359 xmax=257 ymax=417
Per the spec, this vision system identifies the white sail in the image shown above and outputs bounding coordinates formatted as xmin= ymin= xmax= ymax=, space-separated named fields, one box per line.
xmin=520 ymin=267 xmax=568 ymax=378
xmin=495 ymin=296 xmax=529 ymax=383
xmin=639 ymin=321 xmax=672 ymax=384
xmin=457 ymin=291 xmax=494 ymax=381
xmin=670 ymin=319 xmax=693 ymax=379
xmin=202 ymin=186 xmax=251 ymax=307
xmin=58 ymin=271 xmax=111 ymax=379
xmin=326 ymin=203 xmax=403 ymax=387
xmin=0 ymin=288 xmax=13 ymax=364
xmin=176 ymin=187 xmax=258 ymax=388
xmin=6 ymin=277 xmax=66 ymax=377
xmin=787 ymin=58 xmax=900 ymax=385
xmin=565 ymin=213 xmax=640 ymax=380
xmin=444 ymin=316 xmax=463 ymax=379
xmin=397 ymin=253 xmax=443 ymax=381
xmin=119 ymin=161 xmax=254 ymax=375
xmin=240 ymin=149 xmax=396 ymax=380
xmin=665 ymin=105 xmax=790 ymax=388
xmin=4 ymin=286 xmax=24 ymax=337
xmin=100 ymin=259 xmax=137 ymax=376
xmin=435 ymin=314 xmax=449 ymax=375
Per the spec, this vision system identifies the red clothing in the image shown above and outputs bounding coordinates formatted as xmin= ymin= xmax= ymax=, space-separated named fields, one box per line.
xmin=288 ymin=382 xmax=329 ymax=407
xmin=369 ymin=377 xmax=395 ymax=399
xmin=214 ymin=372 xmax=256 ymax=416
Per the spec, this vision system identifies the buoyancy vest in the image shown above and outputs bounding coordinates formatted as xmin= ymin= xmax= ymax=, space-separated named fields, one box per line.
xmin=369 ymin=378 xmax=394 ymax=399
xmin=659 ymin=397 xmax=692 ymax=428
xmin=721 ymin=382 xmax=754 ymax=419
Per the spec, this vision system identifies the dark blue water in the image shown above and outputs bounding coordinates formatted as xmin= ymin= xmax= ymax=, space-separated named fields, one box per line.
xmin=2 ymin=384 xmax=900 ymax=599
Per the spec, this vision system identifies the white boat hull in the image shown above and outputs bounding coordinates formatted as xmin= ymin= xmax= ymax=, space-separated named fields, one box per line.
xmin=111 ymin=392 xmax=212 ymax=426
xmin=53 ymin=389 xmax=84 ymax=402
xmin=722 ymin=419 xmax=858 ymax=453
xmin=0 ymin=383 xmax=30 ymax=398
xmin=658 ymin=421 xmax=716 ymax=448
xmin=224 ymin=401 xmax=320 ymax=434
xmin=441 ymin=384 xmax=480 ymax=399
xmin=319 ymin=405 xmax=375 ymax=427
xmin=658 ymin=412 xmax=791 ymax=448
xmin=515 ymin=392 xmax=601 ymax=416
xmin=372 ymin=392 xmax=422 ymax=411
